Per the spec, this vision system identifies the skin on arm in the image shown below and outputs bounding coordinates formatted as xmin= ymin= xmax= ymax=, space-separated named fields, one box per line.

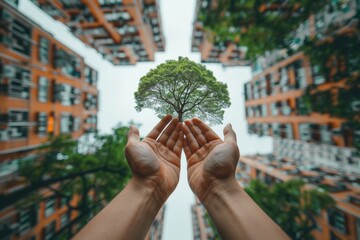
xmin=74 ymin=115 xmax=183 ymax=240
xmin=183 ymin=118 xmax=290 ymax=240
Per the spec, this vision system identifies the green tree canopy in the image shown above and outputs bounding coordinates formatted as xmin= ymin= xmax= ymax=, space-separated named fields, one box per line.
xmin=134 ymin=57 xmax=231 ymax=124
xmin=1 ymin=124 xmax=133 ymax=239
xmin=245 ymin=179 xmax=335 ymax=240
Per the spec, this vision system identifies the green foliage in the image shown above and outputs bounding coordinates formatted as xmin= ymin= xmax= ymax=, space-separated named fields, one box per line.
xmin=14 ymin=124 xmax=133 ymax=238
xmin=302 ymin=34 xmax=360 ymax=79
xmin=134 ymin=57 xmax=230 ymax=124
xmin=302 ymin=75 xmax=360 ymax=120
xmin=197 ymin=0 xmax=330 ymax=59
xmin=245 ymin=179 xmax=335 ymax=240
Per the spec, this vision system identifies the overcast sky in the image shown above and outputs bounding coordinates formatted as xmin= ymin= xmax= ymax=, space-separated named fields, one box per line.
xmin=21 ymin=0 xmax=272 ymax=239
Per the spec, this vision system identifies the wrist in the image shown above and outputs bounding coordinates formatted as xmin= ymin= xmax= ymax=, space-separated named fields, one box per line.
xmin=201 ymin=177 xmax=242 ymax=207
xmin=129 ymin=176 xmax=168 ymax=207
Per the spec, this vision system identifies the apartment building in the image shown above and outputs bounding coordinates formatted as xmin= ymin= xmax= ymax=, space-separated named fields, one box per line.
xmin=238 ymin=155 xmax=360 ymax=240
xmin=30 ymin=0 xmax=165 ymax=65
xmin=191 ymin=198 xmax=216 ymax=240
xmin=191 ymin=0 xmax=250 ymax=67
xmin=244 ymin=0 xmax=360 ymax=174
xmin=145 ymin=205 xmax=166 ymax=240
xmin=0 ymin=1 xmax=98 ymax=239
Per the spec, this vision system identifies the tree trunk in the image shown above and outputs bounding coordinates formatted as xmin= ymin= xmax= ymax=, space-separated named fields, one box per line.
xmin=178 ymin=112 xmax=183 ymax=122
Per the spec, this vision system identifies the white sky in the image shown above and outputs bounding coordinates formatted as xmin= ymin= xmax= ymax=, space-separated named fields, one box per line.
xmin=20 ymin=0 xmax=272 ymax=239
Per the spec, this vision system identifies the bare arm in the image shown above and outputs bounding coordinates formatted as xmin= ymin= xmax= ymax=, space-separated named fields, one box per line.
xmin=183 ymin=118 xmax=289 ymax=240
xmin=74 ymin=115 xmax=183 ymax=240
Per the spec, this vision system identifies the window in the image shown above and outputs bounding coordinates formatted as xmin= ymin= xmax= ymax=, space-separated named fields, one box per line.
xmin=0 ymin=63 xmax=31 ymax=99
xmin=5 ymin=18 xmax=32 ymax=56
xmin=328 ymin=209 xmax=348 ymax=234
xmin=294 ymin=61 xmax=307 ymax=89
xmin=43 ymin=221 xmax=56 ymax=240
xmin=55 ymin=49 xmax=81 ymax=78
xmin=261 ymin=104 xmax=267 ymax=117
xmin=0 ymin=110 xmax=29 ymax=141
xmin=312 ymin=65 xmax=325 ymax=85
xmin=60 ymin=114 xmax=71 ymax=134
xmin=18 ymin=205 xmax=38 ymax=235
xmin=84 ymin=93 xmax=97 ymax=109
xmin=73 ymin=117 xmax=80 ymax=132
xmin=37 ymin=112 xmax=47 ymax=136
xmin=85 ymin=66 xmax=98 ymax=86
xmin=53 ymin=83 xmax=80 ymax=105
xmin=54 ymin=83 xmax=71 ymax=106
xmin=279 ymin=68 xmax=289 ymax=92
xmin=44 ymin=197 xmax=56 ymax=217
xmin=299 ymin=123 xmax=311 ymax=141
xmin=38 ymin=37 xmax=49 ymax=64
xmin=38 ymin=77 xmax=49 ymax=102
xmin=61 ymin=213 xmax=70 ymax=227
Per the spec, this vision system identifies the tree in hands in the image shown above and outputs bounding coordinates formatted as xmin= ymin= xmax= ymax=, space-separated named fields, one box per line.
xmin=134 ymin=57 xmax=230 ymax=124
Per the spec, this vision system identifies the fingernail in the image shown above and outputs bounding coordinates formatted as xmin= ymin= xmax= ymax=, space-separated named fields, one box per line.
xmin=227 ymin=123 xmax=232 ymax=128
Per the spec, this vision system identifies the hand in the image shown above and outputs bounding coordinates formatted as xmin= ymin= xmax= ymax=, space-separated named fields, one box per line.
xmin=182 ymin=118 xmax=240 ymax=202
xmin=125 ymin=115 xmax=183 ymax=202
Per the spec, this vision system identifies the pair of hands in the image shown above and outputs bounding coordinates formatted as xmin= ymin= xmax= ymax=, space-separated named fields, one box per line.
xmin=125 ymin=115 xmax=240 ymax=203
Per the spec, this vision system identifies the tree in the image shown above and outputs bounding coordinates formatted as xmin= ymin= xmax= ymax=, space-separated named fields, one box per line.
xmin=0 ymin=124 xmax=133 ymax=239
xmin=134 ymin=57 xmax=230 ymax=124
xmin=245 ymin=179 xmax=335 ymax=240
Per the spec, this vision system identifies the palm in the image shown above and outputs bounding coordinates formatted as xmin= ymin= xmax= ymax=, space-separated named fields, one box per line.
xmin=183 ymin=119 xmax=239 ymax=201
xmin=125 ymin=116 xmax=183 ymax=201
xmin=128 ymin=139 xmax=180 ymax=191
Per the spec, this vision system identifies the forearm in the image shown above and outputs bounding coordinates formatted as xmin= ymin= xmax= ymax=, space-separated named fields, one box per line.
xmin=74 ymin=178 xmax=164 ymax=240
xmin=203 ymin=178 xmax=290 ymax=240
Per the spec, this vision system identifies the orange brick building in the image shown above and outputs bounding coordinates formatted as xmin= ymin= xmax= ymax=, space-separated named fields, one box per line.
xmin=0 ymin=1 xmax=98 ymax=239
xmin=244 ymin=0 xmax=360 ymax=174
xmin=238 ymin=155 xmax=360 ymax=240
xmin=30 ymin=0 xmax=165 ymax=65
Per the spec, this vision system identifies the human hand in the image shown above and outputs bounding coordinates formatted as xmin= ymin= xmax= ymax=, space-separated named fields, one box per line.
xmin=182 ymin=118 xmax=240 ymax=203
xmin=125 ymin=115 xmax=183 ymax=202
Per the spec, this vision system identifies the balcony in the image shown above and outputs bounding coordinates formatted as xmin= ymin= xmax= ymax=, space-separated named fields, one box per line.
xmin=55 ymin=49 xmax=82 ymax=78
xmin=84 ymin=93 xmax=97 ymax=110
xmin=53 ymin=84 xmax=81 ymax=106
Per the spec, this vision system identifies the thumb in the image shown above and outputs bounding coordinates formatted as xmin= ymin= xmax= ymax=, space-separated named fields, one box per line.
xmin=223 ymin=123 xmax=237 ymax=143
xmin=127 ymin=125 xmax=140 ymax=144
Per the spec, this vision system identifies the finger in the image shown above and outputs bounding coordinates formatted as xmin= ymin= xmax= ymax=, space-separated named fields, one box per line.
xmin=166 ymin=122 xmax=182 ymax=149
xmin=224 ymin=123 xmax=237 ymax=143
xmin=173 ymin=130 xmax=184 ymax=158
xmin=183 ymin=136 xmax=192 ymax=160
xmin=127 ymin=125 xmax=140 ymax=144
xmin=185 ymin=120 xmax=207 ymax=147
xmin=146 ymin=115 xmax=172 ymax=140
xmin=192 ymin=118 xmax=220 ymax=141
xmin=158 ymin=118 xmax=179 ymax=144
xmin=182 ymin=122 xmax=200 ymax=153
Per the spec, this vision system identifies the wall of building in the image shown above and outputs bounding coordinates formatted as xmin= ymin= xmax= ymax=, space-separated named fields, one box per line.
xmin=0 ymin=1 xmax=98 ymax=239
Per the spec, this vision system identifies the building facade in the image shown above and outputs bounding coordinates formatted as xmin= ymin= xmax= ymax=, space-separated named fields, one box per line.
xmin=30 ymin=0 xmax=165 ymax=65
xmin=191 ymin=198 xmax=217 ymax=240
xmin=238 ymin=155 xmax=360 ymax=240
xmin=191 ymin=0 xmax=250 ymax=67
xmin=0 ymin=1 xmax=99 ymax=239
xmin=244 ymin=0 xmax=360 ymax=174
xmin=145 ymin=205 xmax=166 ymax=240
